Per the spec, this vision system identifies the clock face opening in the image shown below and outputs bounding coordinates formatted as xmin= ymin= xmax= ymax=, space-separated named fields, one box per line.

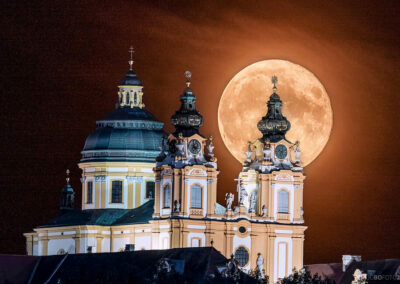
xmin=275 ymin=144 xmax=288 ymax=160
xmin=189 ymin=139 xmax=201 ymax=155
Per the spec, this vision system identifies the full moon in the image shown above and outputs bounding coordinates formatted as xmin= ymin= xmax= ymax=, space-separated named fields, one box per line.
xmin=218 ymin=60 xmax=333 ymax=166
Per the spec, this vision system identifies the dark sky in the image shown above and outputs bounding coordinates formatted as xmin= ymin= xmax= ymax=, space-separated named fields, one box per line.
xmin=1 ymin=0 xmax=399 ymax=264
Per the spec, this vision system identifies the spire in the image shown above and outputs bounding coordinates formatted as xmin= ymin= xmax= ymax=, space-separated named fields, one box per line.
xmin=170 ymin=71 xmax=204 ymax=137
xmin=128 ymin=46 xmax=134 ymax=71
xmin=119 ymin=46 xmax=142 ymax=86
xmin=185 ymin=70 xmax=191 ymax=87
xmin=271 ymin=75 xmax=278 ymax=93
xmin=66 ymin=169 xmax=70 ymax=184
xmin=60 ymin=169 xmax=74 ymax=213
xmin=117 ymin=46 xmax=145 ymax=108
xmin=256 ymin=76 xmax=291 ymax=143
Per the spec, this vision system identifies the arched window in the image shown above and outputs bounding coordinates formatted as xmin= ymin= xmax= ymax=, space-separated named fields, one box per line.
xmin=163 ymin=185 xmax=170 ymax=208
xmin=278 ymin=190 xmax=289 ymax=213
xmin=126 ymin=92 xmax=130 ymax=105
xmin=134 ymin=92 xmax=137 ymax=104
xmin=191 ymin=185 xmax=202 ymax=208
xmin=112 ymin=181 xmax=123 ymax=203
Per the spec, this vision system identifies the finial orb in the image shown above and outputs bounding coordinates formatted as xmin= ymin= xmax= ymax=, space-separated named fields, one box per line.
xmin=66 ymin=169 xmax=70 ymax=183
xmin=185 ymin=70 xmax=192 ymax=80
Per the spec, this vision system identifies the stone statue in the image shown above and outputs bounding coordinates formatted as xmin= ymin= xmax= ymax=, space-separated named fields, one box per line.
xmin=262 ymin=205 xmax=267 ymax=217
xmin=256 ymin=253 xmax=265 ymax=278
xmin=207 ymin=135 xmax=215 ymax=158
xmin=245 ymin=141 xmax=253 ymax=164
xmin=239 ymin=186 xmax=248 ymax=206
xmin=174 ymin=200 xmax=180 ymax=212
xmin=235 ymin=177 xmax=248 ymax=206
xmin=300 ymin=206 xmax=304 ymax=219
xmin=249 ymin=192 xmax=256 ymax=213
xmin=263 ymin=142 xmax=272 ymax=161
xmin=225 ymin=192 xmax=234 ymax=211
xmin=156 ymin=136 xmax=167 ymax=162
xmin=294 ymin=141 xmax=301 ymax=164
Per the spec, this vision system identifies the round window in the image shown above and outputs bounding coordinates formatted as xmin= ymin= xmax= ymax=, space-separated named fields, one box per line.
xmin=234 ymin=246 xmax=249 ymax=267
xmin=239 ymin=226 xmax=246 ymax=233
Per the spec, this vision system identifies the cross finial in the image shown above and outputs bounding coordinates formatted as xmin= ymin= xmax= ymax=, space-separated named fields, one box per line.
xmin=271 ymin=75 xmax=278 ymax=93
xmin=66 ymin=169 xmax=70 ymax=184
xmin=128 ymin=46 xmax=134 ymax=71
xmin=185 ymin=70 xmax=192 ymax=87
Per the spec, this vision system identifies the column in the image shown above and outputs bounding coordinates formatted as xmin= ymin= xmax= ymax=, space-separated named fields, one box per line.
xmin=96 ymin=236 xmax=103 ymax=252
xmin=173 ymin=169 xmax=181 ymax=210
xmin=266 ymin=232 xmax=276 ymax=282
xmin=153 ymin=178 xmax=161 ymax=217
xmin=95 ymin=181 xmax=101 ymax=208
xmin=101 ymin=177 xmax=106 ymax=208
xmin=134 ymin=177 xmax=142 ymax=207
xmin=25 ymin=234 xmax=33 ymax=255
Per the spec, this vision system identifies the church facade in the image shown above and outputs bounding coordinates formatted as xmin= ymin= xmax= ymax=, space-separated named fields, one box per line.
xmin=24 ymin=55 xmax=306 ymax=283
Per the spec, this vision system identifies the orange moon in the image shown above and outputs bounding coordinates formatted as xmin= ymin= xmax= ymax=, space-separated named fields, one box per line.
xmin=218 ymin=60 xmax=333 ymax=167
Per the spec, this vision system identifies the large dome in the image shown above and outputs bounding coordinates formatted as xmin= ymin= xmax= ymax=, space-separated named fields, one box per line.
xmin=81 ymin=106 xmax=166 ymax=163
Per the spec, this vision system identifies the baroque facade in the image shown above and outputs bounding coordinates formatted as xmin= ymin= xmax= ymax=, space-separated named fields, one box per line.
xmin=24 ymin=56 xmax=306 ymax=283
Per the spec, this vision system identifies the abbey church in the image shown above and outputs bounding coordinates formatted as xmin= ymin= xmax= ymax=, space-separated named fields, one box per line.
xmin=24 ymin=51 xmax=307 ymax=283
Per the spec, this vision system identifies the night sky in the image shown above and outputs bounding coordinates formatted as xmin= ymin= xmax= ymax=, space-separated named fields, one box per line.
xmin=1 ymin=1 xmax=399 ymax=264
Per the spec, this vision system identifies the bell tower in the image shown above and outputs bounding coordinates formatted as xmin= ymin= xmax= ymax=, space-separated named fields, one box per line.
xmin=153 ymin=71 xmax=219 ymax=222
xmin=237 ymin=76 xmax=306 ymax=282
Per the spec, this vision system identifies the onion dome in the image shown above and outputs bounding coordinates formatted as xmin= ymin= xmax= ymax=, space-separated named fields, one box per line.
xmin=170 ymin=71 xmax=204 ymax=137
xmin=60 ymin=169 xmax=74 ymax=212
xmin=257 ymin=76 xmax=291 ymax=143
xmin=81 ymin=47 xmax=166 ymax=163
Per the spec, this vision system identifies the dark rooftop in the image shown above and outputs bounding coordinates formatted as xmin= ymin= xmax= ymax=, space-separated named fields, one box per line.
xmin=40 ymin=199 xmax=154 ymax=228
xmin=0 ymin=247 xmax=252 ymax=284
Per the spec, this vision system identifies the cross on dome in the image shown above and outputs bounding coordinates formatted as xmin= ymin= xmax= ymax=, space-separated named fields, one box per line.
xmin=185 ymin=70 xmax=192 ymax=87
xmin=66 ymin=169 xmax=70 ymax=184
xmin=271 ymin=75 xmax=278 ymax=92
xmin=128 ymin=46 xmax=134 ymax=70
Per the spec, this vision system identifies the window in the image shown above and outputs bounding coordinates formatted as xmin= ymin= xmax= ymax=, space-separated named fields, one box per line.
xmin=146 ymin=181 xmax=155 ymax=199
xmin=163 ymin=185 xmax=170 ymax=208
xmin=278 ymin=190 xmax=289 ymax=213
xmin=234 ymin=246 xmax=249 ymax=267
xmin=191 ymin=238 xmax=200 ymax=247
xmin=111 ymin=181 xmax=123 ymax=203
xmin=126 ymin=93 xmax=130 ymax=104
xmin=191 ymin=185 xmax=202 ymax=208
xmin=87 ymin=181 xmax=93 ymax=204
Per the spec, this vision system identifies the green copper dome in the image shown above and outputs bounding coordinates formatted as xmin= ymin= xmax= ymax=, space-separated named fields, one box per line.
xmin=81 ymin=65 xmax=166 ymax=163
xmin=81 ymin=107 xmax=166 ymax=163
